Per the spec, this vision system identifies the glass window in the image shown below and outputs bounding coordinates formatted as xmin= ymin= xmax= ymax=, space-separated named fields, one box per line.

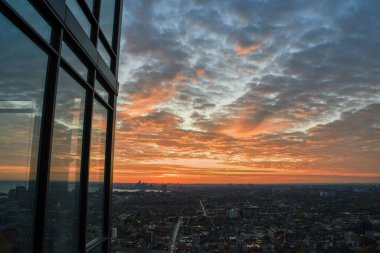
xmin=97 ymin=38 xmax=112 ymax=68
xmin=95 ymin=79 xmax=109 ymax=102
xmin=89 ymin=244 xmax=103 ymax=253
xmin=85 ymin=0 xmax=94 ymax=13
xmin=0 ymin=13 xmax=48 ymax=253
xmin=4 ymin=0 xmax=51 ymax=42
xmin=66 ymin=0 xmax=92 ymax=37
xmin=61 ymin=41 xmax=89 ymax=81
xmin=43 ymin=69 xmax=86 ymax=252
xmin=99 ymin=0 xmax=115 ymax=46
xmin=86 ymin=101 xmax=108 ymax=245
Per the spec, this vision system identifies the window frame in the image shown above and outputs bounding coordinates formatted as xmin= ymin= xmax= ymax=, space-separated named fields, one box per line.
xmin=0 ymin=0 xmax=122 ymax=252
xmin=43 ymin=66 xmax=88 ymax=252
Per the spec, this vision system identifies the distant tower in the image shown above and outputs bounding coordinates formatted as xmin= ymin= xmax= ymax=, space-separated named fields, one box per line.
xmin=162 ymin=184 xmax=167 ymax=193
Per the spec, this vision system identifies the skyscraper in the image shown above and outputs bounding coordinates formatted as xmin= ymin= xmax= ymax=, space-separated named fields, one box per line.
xmin=0 ymin=0 xmax=123 ymax=252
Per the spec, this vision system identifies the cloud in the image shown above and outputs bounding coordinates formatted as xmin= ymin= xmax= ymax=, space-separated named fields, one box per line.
xmin=114 ymin=0 xmax=380 ymax=183
xmin=193 ymin=103 xmax=215 ymax=110
xmin=235 ymin=42 xmax=261 ymax=56
xmin=120 ymin=84 xmax=175 ymax=116
xmin=195 ymin=67 xmax=205 ymax=77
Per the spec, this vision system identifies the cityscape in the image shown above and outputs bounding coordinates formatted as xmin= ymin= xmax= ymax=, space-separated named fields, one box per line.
xmin=1 ymin=0 xmax=380 ymax=253
xmin=0 ymin=181 xmax=105 ymax=252
xmin=1 ymin=182 xmax=380 ymax=252
xmin=111 ymin=183 xmax=380 ymax=253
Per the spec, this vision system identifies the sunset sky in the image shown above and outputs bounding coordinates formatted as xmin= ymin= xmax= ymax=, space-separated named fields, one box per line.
xmin=114 ymin=0 xmax=380 ymax=184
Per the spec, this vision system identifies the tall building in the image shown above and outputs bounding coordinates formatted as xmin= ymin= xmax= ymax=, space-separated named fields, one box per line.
xmin=0 ymin=0 xmax=123 ymax=252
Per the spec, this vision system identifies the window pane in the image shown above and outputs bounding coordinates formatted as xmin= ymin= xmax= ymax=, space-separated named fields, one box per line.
xmin=95 ymin=79 xmax=109 ymax=103
xmin=85 ymin=0 xmax=94 ymax=13
xmin=43 ymin=69 xmax=86 ymax=252
xmin=0 ymin=13 xmax=48 ymax=253
xmin=5 ymin=0 xmax=51 ymax=42
xmin=99 ymin=0 xmax=115 ymax=45
xmin=89 ymin=244 xmax=103 ymax=253
xmin=61 ymin=41 xmax=89 ymax=81
xmin=97 ymin=38 xmax=112 ymax=68
xmin=66 ymin=0 xmax=91 ymax=37
xmin=86 ymin=101 xmax=108 ymax=245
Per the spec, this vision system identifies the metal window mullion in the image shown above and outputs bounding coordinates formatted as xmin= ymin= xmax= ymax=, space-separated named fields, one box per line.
xmin=60 ymin=59 xmax=93 ymax=91
xmin=105 ymin=95 xmax=117 ymax=253
xmin=93 ymin=0 xmax=101 ymax=47
xmin=113 ymin=0 xmax=123 ymax=78
xmin=32 ymin=27 xmax=63 ymax=253
xmin=98 ymin=29 xmax=116 ymax=57
xmin=94 ymin=93 xmax=113 ymax=111
xmin=46 ymin=0 xmax=120 ymax=95
xmin=81 ymin=53 xmax=97 ymax=253
xmin=0 ymin=1 xmax=58 ymax=57
xmin=79 ymin=89 xmax=95 ymax=252
xmin=62 ymin=33 xmax=94 ymax=74
xmin=96 ymin=0 xmax=117 ymax=76
xmin=77 ymin=0 xmax=98 ymax=27
xmin=93 ymin=0 xmax=101 ymax=22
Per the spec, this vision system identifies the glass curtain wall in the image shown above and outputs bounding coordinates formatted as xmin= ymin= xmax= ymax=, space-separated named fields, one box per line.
xmin=43 ymin=69 xmax=86 ymax=252
xmin=0 ymin=0 xmax=122 ymax=252
xmin=0 ymin=12 xmax=49 ymax=253
xmin=87 ymin=101 xmax=108 ymax=246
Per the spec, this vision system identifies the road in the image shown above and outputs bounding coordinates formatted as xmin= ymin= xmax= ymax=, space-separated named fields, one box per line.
xmin=200 ymin=200 xmax=207 ymax=217
xmin=169 ymin=217 xmax=182 ymax=253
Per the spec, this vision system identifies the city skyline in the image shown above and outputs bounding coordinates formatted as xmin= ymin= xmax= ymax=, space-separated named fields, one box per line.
xmin=114 ymin=0 xmax=380 ymax=184
xmin=3 ymin=2 xmax=379 ymax=252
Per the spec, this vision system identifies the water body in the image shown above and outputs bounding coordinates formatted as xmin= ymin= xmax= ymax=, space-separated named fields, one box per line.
xmin=113 ymin=189 xmax=163 ymax=193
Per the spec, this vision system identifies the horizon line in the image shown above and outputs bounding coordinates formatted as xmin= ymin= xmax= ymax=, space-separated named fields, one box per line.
xmin=113 ymin=182 xmax=380 ymax=185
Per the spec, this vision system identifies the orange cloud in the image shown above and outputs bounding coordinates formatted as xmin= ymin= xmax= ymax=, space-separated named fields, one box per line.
xmin=211 ymin=104 xmax=292 ymax=138
xmin=109 ymin=101 xmax=380 ymax=185
xmin=119 ymin=74 xmax=187 ymax=117
xmin=235 ymin=42 xmax=261 ymax=56
xmin=291 ymin=102 xmax=325 ymax=119
xmin=196 ymin=67 xmax=205 ymax=77
xmin=113 ymin=163 xmax=380 ymax=184
xmin=113 ymin=103 xmax=380 ymax=184
xmin=121 ymin=85 xmax=174 ymax=116
xmin=218 ymin=117 xmax=292 ymax=138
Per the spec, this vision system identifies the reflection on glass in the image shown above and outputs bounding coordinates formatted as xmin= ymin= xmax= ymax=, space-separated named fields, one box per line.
xmin=66 ymin=0 xmax=92 ymax=37
xmin=97 ymin=38 xmax=112 ymax=67
xmin=61 ymin=41 xmax=89 ymax=81
xmin=85 ymin=0 xmax=94 ymax=13
xmin=43 ymin=69 xmax=86 ymax=252
xmin=99 ymin=0 xmax=115 ymax=45
xmin=5 ymin=0 xmax=51 ymax=42
xmin=95 ymin=79 xmax=109 ymax=103
xmin=86 ymin=101 xmax=108 ymax=246
xmin=0 ymin=13 xmax=48 ymax=253
xmin=89 ymin=244 xmax=103 ymax=253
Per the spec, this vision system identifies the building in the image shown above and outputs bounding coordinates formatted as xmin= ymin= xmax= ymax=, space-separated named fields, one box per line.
xmin=227 ymin=208 xmax=241 ymax=219
xmin=162 ymin=184 xmax=167 ymax=193
xmin=0 ymin=0 xmax=123 ymax=252
xmin=319 ymin=191 xmax=336 ymax=197
xmin=241 ymin=205 xmax=259 ymax=218
xmin=145 ymin=225 xmax=157 ymax=248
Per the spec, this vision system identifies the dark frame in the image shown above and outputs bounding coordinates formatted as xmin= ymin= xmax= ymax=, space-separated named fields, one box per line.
xmin=0 ymin=0 xmax=123 ymax=252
